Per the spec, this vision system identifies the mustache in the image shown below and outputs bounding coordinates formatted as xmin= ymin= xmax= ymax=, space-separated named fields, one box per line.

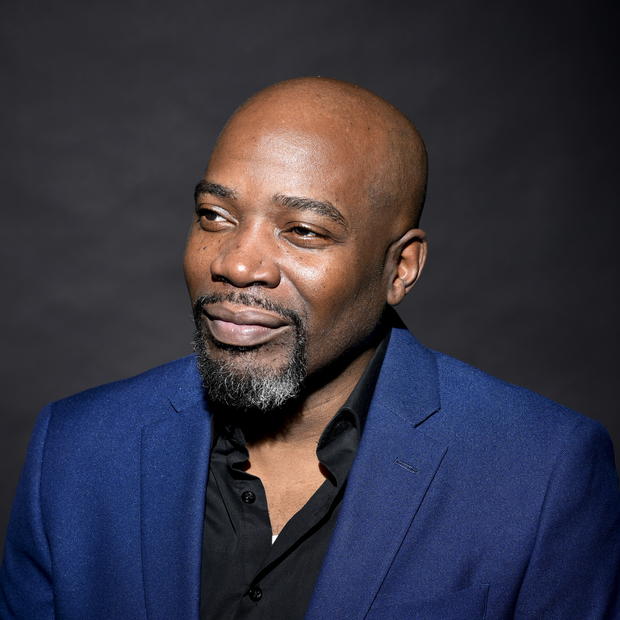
xmin=193 ymin=292 xmax=303 ymax=328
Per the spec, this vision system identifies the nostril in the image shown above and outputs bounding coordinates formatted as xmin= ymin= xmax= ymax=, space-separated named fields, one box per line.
xmin=211 ymin=273 xmax=270 ymax=288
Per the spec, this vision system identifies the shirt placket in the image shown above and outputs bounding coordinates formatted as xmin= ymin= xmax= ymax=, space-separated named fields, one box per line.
xmin=227 ymin=452 xmax=273 ymax=615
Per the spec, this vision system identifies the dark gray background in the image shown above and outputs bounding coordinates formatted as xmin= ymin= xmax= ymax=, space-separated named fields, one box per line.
xmin=1 ymin=0 xmax=618 ymax=550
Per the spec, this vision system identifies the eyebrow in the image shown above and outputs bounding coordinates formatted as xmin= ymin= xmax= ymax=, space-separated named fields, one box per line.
xmin=194 ymin=181 xmax=347 ymax=228
xmin=273 ymin=193 xmax=347 ymax=228
xmin=194 ymin=180 xmax=237 ymax=202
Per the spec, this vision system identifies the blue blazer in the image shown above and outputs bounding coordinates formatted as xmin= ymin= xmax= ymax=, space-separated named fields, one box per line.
xmin=1 ymin=324 xmax=619 ymax=619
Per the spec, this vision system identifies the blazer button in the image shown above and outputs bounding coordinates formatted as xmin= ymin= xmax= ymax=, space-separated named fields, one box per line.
xmin=248 ymin=586 xmax=262 ymax=602
xmin=241 ymin=490 xmax=256 ymax=504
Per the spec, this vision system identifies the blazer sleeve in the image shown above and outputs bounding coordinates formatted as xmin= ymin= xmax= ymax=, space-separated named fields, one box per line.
xmin=515 ymin=418 xmax=620 ymax=619
xmin=0 ymin=405 xmax=55 ymax=619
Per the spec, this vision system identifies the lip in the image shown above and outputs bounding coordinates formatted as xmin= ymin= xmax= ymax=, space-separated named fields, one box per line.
xmin=202 ymin=302 xmax=290 ymax=347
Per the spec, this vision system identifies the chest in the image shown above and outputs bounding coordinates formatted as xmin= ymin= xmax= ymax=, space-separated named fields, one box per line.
xmin=202 ymin=452 xmax=344 ymax=619
xmin=249 ymin=464 xmax=327 ymax=533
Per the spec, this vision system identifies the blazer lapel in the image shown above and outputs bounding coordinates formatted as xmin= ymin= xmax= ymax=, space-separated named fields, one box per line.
xmin=140 ymin=391 xmax=211 ymax=620
xmin=306 ymin=325 xmax=448 ymax=620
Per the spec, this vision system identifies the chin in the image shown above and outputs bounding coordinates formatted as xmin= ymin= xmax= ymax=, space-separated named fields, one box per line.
xmin=193 ymin=323 xmax=307 ymax=412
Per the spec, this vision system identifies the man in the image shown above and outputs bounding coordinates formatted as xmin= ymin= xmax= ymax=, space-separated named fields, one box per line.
xmin=1 ymin=78 xmax=618 ymax=619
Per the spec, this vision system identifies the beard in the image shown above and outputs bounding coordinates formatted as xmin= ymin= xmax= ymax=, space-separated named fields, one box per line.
xmin=192 ymin=292 xmax=308 ymax=413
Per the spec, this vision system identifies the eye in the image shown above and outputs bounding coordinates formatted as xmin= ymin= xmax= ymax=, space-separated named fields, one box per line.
xmin=290 ymin=225 xmax=322 ymax=238
xmin=195 ymin=206 xmax=231 ymax=231
xmin=198 ymin=208 xmax=225 ymax=222
xmin=283 ymin=223 xmax=334 ymax=248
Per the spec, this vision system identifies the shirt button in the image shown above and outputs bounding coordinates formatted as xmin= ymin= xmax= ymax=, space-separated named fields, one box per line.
xmin=248 ymin=586 xmax=262 ymax=602
xmin=241 ymin=490 xmax=256 ymax=504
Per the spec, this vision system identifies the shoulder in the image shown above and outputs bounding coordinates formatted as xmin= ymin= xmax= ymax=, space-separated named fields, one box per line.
xmin=44 ymin=355 xmax=201 ymax=434
xmin=428 ymin=348 xmax=612 ymax=461
xmin=395 ymin=339 xmax=618 ymax=521
xmin=385 ymin=323 xmax=604 ymax=443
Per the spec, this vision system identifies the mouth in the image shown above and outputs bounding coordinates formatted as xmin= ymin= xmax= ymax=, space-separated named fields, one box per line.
xmin=202 ymin=302 xmax=291 ymax=347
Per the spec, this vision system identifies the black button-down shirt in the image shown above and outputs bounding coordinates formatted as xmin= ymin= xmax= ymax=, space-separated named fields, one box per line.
xmin=200 ymin=335 xmax=388 ymax=619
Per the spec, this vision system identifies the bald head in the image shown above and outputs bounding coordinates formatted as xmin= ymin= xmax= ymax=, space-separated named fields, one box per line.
xmin=187 ymin=77 xmax=429 ymax=407
xmin=212 ymin=77 xmax=427 ymax=227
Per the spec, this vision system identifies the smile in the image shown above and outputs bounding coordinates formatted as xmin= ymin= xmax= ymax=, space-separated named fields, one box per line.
xmin=203 ymin=303 xmax=291 ymax=347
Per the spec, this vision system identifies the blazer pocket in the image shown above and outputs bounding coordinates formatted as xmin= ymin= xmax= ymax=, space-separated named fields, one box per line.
xmin=366 ymin=583 xmax=490 ymax=620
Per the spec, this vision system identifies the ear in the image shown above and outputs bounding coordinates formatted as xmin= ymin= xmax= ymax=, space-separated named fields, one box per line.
xmin=386 ymin=228 xmax=428 ymax=306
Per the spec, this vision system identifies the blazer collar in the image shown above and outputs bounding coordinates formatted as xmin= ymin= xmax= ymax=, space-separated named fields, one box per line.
xmin=373 ymin=316 xmax=441 ymax=427
xmin=166 ymin=356 xmax=204 ymax=413
xmin=306 ymin=321 xmax=448 ymax=619
xmin=140 ymin=359 xmax=210 ymax=620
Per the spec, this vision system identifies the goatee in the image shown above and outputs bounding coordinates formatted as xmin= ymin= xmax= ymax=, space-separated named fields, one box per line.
xmin=192 ymin=292 xmax=307 ymax=413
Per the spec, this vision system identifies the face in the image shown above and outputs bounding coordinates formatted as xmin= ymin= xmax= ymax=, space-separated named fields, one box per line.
xmin=184 ymin=108 xmax=404 ymax=410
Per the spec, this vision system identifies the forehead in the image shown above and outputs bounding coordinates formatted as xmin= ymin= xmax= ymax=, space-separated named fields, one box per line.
xmin=205 ymin=113 xmax=387 ymax=217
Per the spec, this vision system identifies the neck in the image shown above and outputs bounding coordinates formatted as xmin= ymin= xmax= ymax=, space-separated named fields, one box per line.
xmin=260 ymin=344 xmax=377 ymax=446
xmin=211 ymin=330 xmax=382 ymax=448
xmin=243 ymin=342 xmax=377 ymax=483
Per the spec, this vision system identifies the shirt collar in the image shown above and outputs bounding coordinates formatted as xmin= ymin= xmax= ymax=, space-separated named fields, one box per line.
xmin=312 ymin=330 xmax=390 ymax=488
xmin=316 ymin=332 xmax=389 ymax=451
xmin=213 ymin=327 xmax=390 ymax=478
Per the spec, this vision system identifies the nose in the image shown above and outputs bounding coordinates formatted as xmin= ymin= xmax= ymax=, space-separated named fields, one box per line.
xmin=210 ymin=224 xmax=281 ymax=288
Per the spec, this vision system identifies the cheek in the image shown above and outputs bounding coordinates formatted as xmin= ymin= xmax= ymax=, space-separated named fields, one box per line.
xmin=288 ymin=246 xmax=386 ymax=311
xmin=285 ymin=256 xmax=350 ymax=309
xmin=183 ymin=231 xmax=215 ymax=292
xmin=288 ymin=252 xmax=387 ymax=358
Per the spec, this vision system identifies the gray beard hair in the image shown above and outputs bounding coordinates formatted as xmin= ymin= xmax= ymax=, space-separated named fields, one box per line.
xmin=192 ymin=299 xmax=307 ymax=412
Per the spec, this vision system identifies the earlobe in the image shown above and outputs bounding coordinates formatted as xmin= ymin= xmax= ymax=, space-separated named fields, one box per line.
xmin=386 ymin=229 xmax=428 ymax=306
